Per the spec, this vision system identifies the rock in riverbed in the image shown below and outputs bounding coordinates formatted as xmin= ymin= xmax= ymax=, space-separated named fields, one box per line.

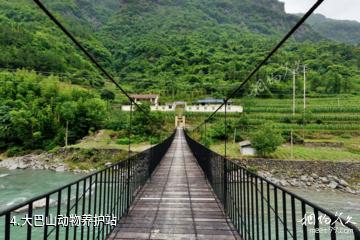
xmin=328 ymin=181 xmax=338 ymax=189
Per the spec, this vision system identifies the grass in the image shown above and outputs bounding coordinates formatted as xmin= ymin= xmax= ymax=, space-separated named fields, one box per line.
xmin=68 ymin=129 xmax=152 ymax=152
xmin=270 ymin=145 xmax=360 ymax=162
xmin=210 ymin=137 xmax=360 ymax=162
xmin=188 ymin=95 xmax=360 ymax=163
xmin=210 ymin=141 xmax=242 ymax=158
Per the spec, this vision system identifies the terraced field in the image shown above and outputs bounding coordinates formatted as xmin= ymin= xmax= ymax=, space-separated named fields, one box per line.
xmin=186 ymin=95 xmax=360 ymax=161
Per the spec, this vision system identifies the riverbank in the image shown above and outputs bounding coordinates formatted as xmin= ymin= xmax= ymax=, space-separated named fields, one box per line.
xmin=237 ymin=158 xmax=360 ymax=195
xmin=0 ymin=147 xmax=129 ymax=173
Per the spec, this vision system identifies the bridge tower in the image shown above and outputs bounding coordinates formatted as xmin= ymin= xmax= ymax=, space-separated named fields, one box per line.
xmin=175 ymin=115 xmax=186 ymax=128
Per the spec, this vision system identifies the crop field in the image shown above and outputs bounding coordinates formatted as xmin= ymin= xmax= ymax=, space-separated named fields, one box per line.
xmin=185 ymin=95 xmax=360 ymax=161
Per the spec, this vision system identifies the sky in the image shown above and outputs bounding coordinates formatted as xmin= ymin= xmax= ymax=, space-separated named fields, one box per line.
xmin=279 ymin=0 xmax=360 ymax=22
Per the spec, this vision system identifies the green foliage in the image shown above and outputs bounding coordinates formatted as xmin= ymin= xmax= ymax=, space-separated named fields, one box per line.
xmin=247 ymin=166 xmax=258 ymax=174
xmin=307 ymin=14 xmax=360 ymax=45
xmin=0 ymin=0 xmax=107 ymax=87
xmin=5 ymin=146 xmax=26 ymax=157
xmin=251 ymin=125 xmax=284 ymax=156
xmin=1 ymin=0 xmax=359 ymax=101
xmin=0 ymin=70 xmax=107 ymax=151
xmin=209 ymin=122 xmax=232 ymax=141
xmin=100 ymin=89 xmax=115 ymax=101
xmin=116 ymin=135 xmax=147 ymax=145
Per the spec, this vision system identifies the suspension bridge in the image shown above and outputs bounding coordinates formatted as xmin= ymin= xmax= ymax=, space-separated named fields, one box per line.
xmin=1 ymin=0 xmax=360 ymax=239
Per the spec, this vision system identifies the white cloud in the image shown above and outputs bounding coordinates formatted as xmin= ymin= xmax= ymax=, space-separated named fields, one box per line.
xmin=279 ymin=0 xmax=360 ymax=22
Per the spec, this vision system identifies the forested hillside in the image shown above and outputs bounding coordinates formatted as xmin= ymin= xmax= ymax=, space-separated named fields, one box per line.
xmin=307 ymin=14 xmax=360 ymax=45
xmin=1 ymin=0 xmax=359 ymax=98
xmin=0 ymin=0 xmax=360 ymax=153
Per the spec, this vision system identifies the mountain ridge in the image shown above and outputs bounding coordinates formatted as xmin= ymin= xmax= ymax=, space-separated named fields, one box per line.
xmin=297 ymin=13 xmax=360 ymax=45
xmin=0 ymin=0 xmax=359 ymax=97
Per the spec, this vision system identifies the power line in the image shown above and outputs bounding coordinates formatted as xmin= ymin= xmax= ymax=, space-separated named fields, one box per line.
xmin=31 ymin=0 xmax=149 ymax=117
xmin=192 ymin=0 xmax=325 ymax=131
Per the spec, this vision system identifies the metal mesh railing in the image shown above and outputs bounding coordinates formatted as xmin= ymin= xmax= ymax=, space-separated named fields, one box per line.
xmin=0 ymin=132 xmax=175 ymax=240
xmin=185 ymin=131 xmax=360 ymax=240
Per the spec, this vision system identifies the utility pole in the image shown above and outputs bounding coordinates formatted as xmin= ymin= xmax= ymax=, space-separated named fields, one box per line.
xmin=303 ymin=65 xmax=306 ymax=111
xmin=293 ymin=69 xmax=296 ymax=116
xmin=290 ymin=130 xmax=294 ymax=160
xmin=233 ymin=128 xmax=237 ymax=143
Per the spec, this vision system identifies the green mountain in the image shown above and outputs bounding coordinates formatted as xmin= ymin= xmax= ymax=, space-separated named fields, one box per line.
xmin=306 ymin=14 xmax=360 ymax=45
xmin=1 ymin=0 xmax=360 ymax=153
xmin=0 ymin=0 xmax=359 ymax=98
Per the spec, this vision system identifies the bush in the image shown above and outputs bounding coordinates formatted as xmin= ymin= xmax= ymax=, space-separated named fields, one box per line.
xmin=116 ymin=135 xmax=147 ymax=145
xmin=200 ymin=136 xmax=212 ymax=148
xmin=247 ymin=166 xmax=258 ymax=174
xmin=282 ymin=131 xmax=304 ymax=144
xmin=149 ymin=136 xmax=161 ymax=145
xmin=251 ymin=125 xmax=283 ymax=157
xmin=6 ymin=146 xmax=25 ymax=157
xmin=281 ymin=117 xmax=292 ymax=123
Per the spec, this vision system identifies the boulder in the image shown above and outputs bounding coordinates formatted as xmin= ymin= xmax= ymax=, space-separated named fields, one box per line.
xmin=55 ymin=165 xmax=68 ymax=172
xmin=344 ymin=187 xmax=356 ymax=194
xmin=300 ymin=175 xmax=308 ymax=182
xmin=319 ymin=177 xmax=330 ymax=184
xmin=338 ymin=179 xmax=349 ymax=187
xmin=311 ymin=173 xmax=319 ymax=179
xmin=8 ymin=164 xmax=18 ymax=170
xmin=105 ymin=162 xmax=113 ymax=168
xmin=289 ymin=179 xmax=299 ymax=187
xmin=328 ymin=181 xmax=338 ymax=189
xmin=327 ymin=175 xmax=339 ymax=182
xmin=280 ymin=180 xmax=288 ymax=187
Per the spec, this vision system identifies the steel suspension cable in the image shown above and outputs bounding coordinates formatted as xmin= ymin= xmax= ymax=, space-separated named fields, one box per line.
xmin=32 ymin=0 xmax=149 ymax=117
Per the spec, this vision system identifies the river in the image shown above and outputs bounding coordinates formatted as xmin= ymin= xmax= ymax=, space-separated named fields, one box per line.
xmin=0 ymin=169 xmax=359 ymax=239
xmin=0 ymin=168 xmax=84 ymax=212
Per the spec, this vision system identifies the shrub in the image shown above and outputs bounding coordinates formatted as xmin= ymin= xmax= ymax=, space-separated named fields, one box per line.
xmin=247 ymin=166 xmax=258 ymax=174
xmin=6 ymin=146 xmax=25 ymax=157
xmin=251 ymin=125 xmax=283 ymax=157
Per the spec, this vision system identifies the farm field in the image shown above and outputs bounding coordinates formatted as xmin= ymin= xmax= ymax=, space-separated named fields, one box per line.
xmin=187 ymin=95 xmax=360 ymax=161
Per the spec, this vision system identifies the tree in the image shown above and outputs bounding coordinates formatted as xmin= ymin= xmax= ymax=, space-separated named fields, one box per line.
xmin=100 ymin=89 xmax=115 ymax=101
xmin=59 ymin=102 xmax=77 ymax=147
xmin=251 ymin=125 xmax=283 ymax=157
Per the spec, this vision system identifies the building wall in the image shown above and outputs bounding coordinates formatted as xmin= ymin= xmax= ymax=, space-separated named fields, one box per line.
xmin=122 ymin=104 xmax=243 ymax=113
xmin=185 ymin=104 xmax=243 ymax=113
xmin=240 ymin=147 xmax=256 ymax=156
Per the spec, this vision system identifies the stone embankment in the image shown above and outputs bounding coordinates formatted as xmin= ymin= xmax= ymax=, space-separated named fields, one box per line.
xmin=0 ymin=148 xmax=128 ymax=173
xmin=0 ymin=153 xmax=70 ymax=172
xmin=238 ymin=158 xmax=360 ymax=195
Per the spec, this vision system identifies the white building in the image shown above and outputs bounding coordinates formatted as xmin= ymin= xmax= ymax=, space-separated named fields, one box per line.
xmin=239 ymin=140 xmax=256 ymax=156
xmin=130 ymin=94 xmax=159 ymax=105
xmin=121 ymin=97 xmax=243 ymax=113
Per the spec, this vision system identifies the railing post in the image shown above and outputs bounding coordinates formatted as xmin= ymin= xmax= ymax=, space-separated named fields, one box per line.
xmin=127 ymin=100 xmax=133 ymax=213
xmin=5 ymin=213 xmax=10 ymax=240
xmin=223 ymin=99 xmax=228 ymax=212
xmin=205 ymin=120 xmax=207 ymax=142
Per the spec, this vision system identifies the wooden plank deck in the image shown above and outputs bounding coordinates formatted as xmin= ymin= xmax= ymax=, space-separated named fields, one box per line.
xmin=108 ymin=129 xmax=241 ymax=240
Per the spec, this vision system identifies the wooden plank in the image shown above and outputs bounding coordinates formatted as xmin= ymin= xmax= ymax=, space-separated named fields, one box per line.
xmin=108 ymin=129 xmax=241 ymax=240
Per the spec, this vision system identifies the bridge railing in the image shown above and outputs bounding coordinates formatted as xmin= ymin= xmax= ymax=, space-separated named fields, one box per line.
xmin=184 ymin=131 xmax=360 ymax=240
xmin=0 ymin=131 xmax=175 ymax=240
